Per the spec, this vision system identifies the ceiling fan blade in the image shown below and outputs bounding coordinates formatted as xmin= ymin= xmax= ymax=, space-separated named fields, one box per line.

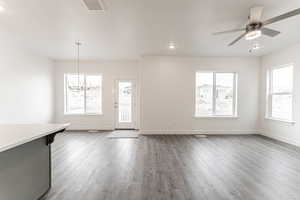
xmin=228 ymin=32 xmax=247 ymax=46
xmin=212 ymin=28 xmax=245 ymax=35
xmin=249 ymin=6 xmax=264 ymax=22
xmin=261 ymin=28 xmax=280 ymax=37
xmin=263 ymin=8 xmax=300 ymax=25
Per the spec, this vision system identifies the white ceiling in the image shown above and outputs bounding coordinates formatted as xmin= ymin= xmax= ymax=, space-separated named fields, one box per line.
xmin=1 ymin=0 xmax=300 ymax=60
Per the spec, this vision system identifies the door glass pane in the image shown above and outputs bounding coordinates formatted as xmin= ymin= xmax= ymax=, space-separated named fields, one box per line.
xmin=215 ymin=73 xmax=234 ymax=115
xmin=272 ymin=94 xmax=293 ymax=120
xmin=86 ymin=75 xmax=102 ymax=114
xmin=119 ymin=81 xmax=132 ymax=123
xmin=65 ymin=74 xmax=84 ymax=114
xmin=195 ymin=72 xmax=213 ymax=116
xmin=272 ymin=66 xmax=293 ymax=93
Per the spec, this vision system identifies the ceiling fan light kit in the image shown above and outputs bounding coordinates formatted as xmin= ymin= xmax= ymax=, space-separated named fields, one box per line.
xmin=245 ymin=30 xmax=262 ymax=40
xmin=249 ymin=42 xmax=261 ymax=53
xmin=213 ymin=7 xmax=300 ymax=47
xmin=168 ymin=41 xmax=176 ymax=50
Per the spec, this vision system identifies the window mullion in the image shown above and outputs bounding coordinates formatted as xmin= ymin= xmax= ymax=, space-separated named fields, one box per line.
xmin=268 ymin=94 xmax=273 ymax=117
xmin=84 ymin=75 xmax=87 ymax=114
xmin=65 ymin=75 xmax=68 ymax=114
xmin=271 ymin=92 xmax=292 ymax=95
xmin=232 ymin=73 xmax=236 ymax=116
xmin=268 ymin=70 xmax=273 ymax=118
xmin=212 ymin=72 xmax=216 ymax=115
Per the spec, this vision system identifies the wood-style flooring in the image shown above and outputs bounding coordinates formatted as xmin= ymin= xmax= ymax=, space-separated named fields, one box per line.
xmin=43 ymin=133 xmax=300 ymax=200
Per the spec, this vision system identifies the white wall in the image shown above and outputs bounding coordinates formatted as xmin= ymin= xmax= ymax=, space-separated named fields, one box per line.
xmin=260 ymin=44 xmax=300 ymax=146
xmin=0 ymin=29 xmax=54 ymax=123
xmin=54 ymin=60 xmax=140 ymax=130
xmin=140 ymin=56 xmax=261 ymax=134
xmin=54 ymin=57 xmax=260 ymax=133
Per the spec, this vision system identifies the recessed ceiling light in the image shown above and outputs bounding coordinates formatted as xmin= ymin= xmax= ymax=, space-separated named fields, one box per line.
xmin=0 ymin=5 xmax=5 ymax=12
xmin=168 ymin=42 xmax=176 ymax=50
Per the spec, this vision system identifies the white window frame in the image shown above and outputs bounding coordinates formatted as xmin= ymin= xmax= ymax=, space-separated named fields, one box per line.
xmin=64 ymin=73 xmax=103 ymax=115
xmin=265 ymin=64 xmax=295 ymax=123
xmin=195 ymin=71 xmax=238 ymax=118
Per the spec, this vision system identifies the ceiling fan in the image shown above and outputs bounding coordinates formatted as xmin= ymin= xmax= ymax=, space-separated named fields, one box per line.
xmin=213 ymin=7 xmax=300 ymax=46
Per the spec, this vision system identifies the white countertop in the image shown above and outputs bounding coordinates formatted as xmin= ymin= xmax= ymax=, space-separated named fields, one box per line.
xmin=0 ymin=123 xmax=70 ymax=153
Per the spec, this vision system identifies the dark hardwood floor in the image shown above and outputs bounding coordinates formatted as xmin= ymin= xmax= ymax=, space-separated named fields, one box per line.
xmin=43 ymin=133 xmax=300 ymax=200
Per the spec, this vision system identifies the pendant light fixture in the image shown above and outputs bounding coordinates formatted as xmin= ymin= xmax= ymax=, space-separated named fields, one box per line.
xmin=75 ymin=41 xmax=82 ymax=90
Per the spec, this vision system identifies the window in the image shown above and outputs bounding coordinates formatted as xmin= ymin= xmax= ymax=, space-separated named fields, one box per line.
xmin=64 ymin=74 xmax=102 ymax=115
xmin=266 ymin=65 xmax=294 ymax=122
xmin=195 ymin=72 xmax=237 ymax=117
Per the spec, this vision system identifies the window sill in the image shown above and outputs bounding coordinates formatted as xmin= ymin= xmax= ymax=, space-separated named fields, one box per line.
xmin=194 ymin=115 xmax=238 ymax=119
xmin=265 ymin=117 xmax=295 ymax=125
xmin=64 ymin=113 xmax=103 ymax=116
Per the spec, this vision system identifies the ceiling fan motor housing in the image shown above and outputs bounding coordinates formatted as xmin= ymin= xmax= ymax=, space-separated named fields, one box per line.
xmin=246 ymin=22 xmax=263 ymax=32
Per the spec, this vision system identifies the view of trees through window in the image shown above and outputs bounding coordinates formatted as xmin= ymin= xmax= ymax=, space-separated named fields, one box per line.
xmin=196 ymin=72 xmax=236 ymax=117
xmin=65 ymin=74 xmax=102 ymax=114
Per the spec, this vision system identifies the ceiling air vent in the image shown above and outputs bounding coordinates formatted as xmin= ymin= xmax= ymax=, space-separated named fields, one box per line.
xmin=82 ymin=0 xmax=105 ymax=11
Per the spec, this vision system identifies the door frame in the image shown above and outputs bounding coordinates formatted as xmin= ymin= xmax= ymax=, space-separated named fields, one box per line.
xmin=114 ymin=79 xmax=137 ymax=130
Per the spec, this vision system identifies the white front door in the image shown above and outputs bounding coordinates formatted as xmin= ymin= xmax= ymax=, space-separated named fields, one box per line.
xmin=115 ymin=80 xmax=136 ymax=129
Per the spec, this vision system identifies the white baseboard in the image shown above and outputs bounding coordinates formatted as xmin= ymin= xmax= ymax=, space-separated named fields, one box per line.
xmin=140 ymin=130 xmax=260 ymax=135
xmin=259 ymin=131 xmax=300 ymax=147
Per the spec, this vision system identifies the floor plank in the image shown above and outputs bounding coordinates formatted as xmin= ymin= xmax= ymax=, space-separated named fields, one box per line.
xmin=43 ymin=133 xmax=300 ymax=200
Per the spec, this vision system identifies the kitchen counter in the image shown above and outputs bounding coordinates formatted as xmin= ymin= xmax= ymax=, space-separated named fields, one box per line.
xmin=0 ymin=123 xmax=69 ymax=153
xmin=0 ymin=123 xmax=69 ymax=200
